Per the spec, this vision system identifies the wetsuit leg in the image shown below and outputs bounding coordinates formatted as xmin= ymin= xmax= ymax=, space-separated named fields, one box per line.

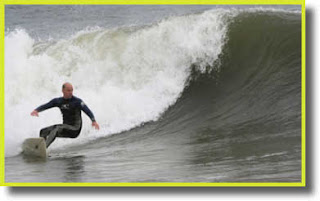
xmin=40 ymin=124 xmax=61 ymax=148
xmin=40 ymin=124 xmax=81 ymax=148
xmin=40 ymin=125 xmax=57 ymax=140
xmin=57 ymin=127 xmax=81 ymax=138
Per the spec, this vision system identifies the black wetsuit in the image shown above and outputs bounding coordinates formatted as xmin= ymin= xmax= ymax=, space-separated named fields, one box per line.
xmin=35 ymin=96 xmax=96 ymax=148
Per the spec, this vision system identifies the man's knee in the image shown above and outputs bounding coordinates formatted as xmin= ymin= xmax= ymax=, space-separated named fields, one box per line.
xmin=40 ymin=125 xmax=56 ymax=137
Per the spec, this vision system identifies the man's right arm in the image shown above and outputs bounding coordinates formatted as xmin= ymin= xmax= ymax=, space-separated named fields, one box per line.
xmin=31 ymin=98 xmax=59 ymax=116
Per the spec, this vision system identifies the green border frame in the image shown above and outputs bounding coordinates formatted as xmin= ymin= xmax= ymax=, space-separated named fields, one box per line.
xmin=0 ymin=0 xmax=306 ymax=187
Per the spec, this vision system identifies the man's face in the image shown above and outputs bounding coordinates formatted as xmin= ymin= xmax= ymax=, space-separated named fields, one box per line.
xmin=62 ymin=84 xmax=73 ymax=99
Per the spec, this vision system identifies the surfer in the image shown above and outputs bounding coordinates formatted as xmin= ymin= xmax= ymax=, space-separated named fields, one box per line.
xmin=30 ymin=82 xmax=100 ymax=148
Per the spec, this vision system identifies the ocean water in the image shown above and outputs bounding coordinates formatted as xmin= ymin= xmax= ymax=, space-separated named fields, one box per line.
xmin=5 ymin=5 xmax=302 ymax=183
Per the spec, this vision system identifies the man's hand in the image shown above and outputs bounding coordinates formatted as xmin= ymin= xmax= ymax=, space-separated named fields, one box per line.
xmin=31 ymin=110 xmax=39 ymax=117
xmin=92 ymin=121 xmax=100 ymax=130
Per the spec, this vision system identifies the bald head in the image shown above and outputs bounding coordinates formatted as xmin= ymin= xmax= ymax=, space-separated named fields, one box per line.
xmin=62 ymin=82 xmax=73 ymax=89
xmin=62 ymin=82 xmax=73 ymax=99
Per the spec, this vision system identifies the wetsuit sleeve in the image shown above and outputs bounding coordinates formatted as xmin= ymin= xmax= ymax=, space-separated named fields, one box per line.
xmin=35 ymin=98 xmax=59 ymax=112
xmin=80 ymin=100 xmax=96 ymax=122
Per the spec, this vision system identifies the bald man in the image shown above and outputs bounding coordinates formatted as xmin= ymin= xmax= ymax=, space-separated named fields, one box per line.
xmin=31 ymin=82 xmax=100 ymax=148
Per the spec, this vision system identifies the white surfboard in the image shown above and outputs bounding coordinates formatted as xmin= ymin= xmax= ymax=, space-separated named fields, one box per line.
xmin=22 ymin=138 xmax=47 ymax=158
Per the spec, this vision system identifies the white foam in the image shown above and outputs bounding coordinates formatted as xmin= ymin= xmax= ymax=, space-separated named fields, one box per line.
xmin=5 ymin=9 xmax=232 ymax=157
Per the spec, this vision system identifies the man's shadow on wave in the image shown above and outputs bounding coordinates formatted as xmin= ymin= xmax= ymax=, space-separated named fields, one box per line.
xmin=7 ymin=8 xmax=314 ymax=195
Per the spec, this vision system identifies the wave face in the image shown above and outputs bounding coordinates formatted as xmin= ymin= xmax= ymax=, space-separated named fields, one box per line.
xmin=5 ymin=7 xmax=302 ymax=182
xmin=167 ymin=10 xmax=301 ymax=136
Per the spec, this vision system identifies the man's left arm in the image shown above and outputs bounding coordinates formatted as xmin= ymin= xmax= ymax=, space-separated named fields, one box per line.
xmin=80 ymin=101 xmax=100 ymax=130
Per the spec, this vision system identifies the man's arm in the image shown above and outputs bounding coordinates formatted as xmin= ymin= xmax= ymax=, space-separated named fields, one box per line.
xmin=80 ymin=101 xmax=100 ymax=130
xmin=31 ymin=98 xmax=59 ymax=116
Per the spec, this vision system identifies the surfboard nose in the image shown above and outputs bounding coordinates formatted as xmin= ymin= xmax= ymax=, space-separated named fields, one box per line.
xmin=22 ymin=138 xmax=47 ymax=158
